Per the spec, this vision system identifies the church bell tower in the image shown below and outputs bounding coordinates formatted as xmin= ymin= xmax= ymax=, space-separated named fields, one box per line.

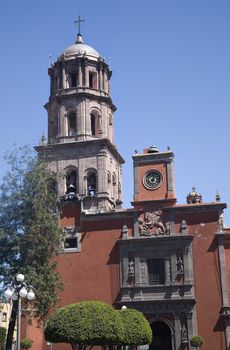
xmin=37 ymin=20 xmax=124 ymax=213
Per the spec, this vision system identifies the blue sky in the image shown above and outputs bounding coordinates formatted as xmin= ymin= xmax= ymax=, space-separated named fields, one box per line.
xmin=0 ymin=0 xmax=230 ymax=224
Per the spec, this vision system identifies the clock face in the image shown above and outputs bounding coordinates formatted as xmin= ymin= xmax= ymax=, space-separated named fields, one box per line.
xmin=143 ymin=170 xmax=162 ymax=190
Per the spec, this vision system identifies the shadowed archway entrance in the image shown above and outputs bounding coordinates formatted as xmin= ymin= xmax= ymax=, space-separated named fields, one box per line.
xmin=149 ymin=321 xmax=172 ymax=350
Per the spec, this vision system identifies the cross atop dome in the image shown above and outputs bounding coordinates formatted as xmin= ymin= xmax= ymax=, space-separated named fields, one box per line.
xmin=74 ymin=15 xmax=85 ymax=35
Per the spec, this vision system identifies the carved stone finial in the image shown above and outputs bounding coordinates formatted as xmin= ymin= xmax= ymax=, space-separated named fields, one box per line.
xmin=186 ymin=186 xmax=202 ymax=204
xmin=216 ymin=190 xmax=221 ymax=202
xmin=41 ymin=131 xmax=46 ymax=145
xmin=147 ymin=145 xmax=159 ymax=154
xmin=181 ymin=219 xmax=188 ymax=235
xmin=219 ymin=214 xmax=224 ymax=233
xmin=121 ymin=225 xmax=128 ymax=239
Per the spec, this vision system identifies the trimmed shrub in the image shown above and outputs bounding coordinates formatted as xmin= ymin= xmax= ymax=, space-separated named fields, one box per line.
xmin=45 ymin=301 xmax=124 ymax=346
xmin=20 ymin=338 xmax=33 ymax=350
xmin=118 ymin=308 xmax=152 ymax=345
xmin=0 ymin=327 xmax=6 ymax=345
xmin=190 ymin=335 xmax=204 ymax=348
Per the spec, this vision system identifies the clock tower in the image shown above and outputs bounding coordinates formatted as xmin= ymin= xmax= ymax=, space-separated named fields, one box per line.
xmin=132 ymin=145 xmax=176 ymax=208
xmin=37 ymin=26 xmax=124 ymax=213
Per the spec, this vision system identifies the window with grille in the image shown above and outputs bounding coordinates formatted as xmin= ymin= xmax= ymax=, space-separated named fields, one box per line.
xmin=147 ymin=259 xmax=165 ymax=285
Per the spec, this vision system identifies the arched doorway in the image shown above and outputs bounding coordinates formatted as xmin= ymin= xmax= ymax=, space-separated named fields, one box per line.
xmin=149 ymin=321 xmax=172 ymax=350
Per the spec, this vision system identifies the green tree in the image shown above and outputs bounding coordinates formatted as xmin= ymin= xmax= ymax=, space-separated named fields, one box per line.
xmin=45 ymin=301 xmax=124 ymax=350
xmin=190 ymin=335 xmax=204 ymax=349
xmin=118 ymin=308 xmax=152 ymax=345
xmin=20 ymin=338 xmax=33 ymax=350
xmin=0 ymin=146 xmax=63 ymax=350
xmin=0 ymin=326 xmax=6 ymax=347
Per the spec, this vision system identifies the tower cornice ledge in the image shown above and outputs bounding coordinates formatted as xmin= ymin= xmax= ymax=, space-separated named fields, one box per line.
xmin=35 ymin=138 xmax=125 ymax=164
xmin=45 ymin=91 xmax=117 ymax=112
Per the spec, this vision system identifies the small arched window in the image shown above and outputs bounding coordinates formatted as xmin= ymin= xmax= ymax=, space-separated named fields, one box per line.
xmin=67 ymin=113 xmax=76 ymax=136
xmin=107 ymin=171 xmax=111 ymax=183
xmin=91 ymin=114 xmax=96 ymax=136
xmin=69 ymin=72 xmax=77 ymax=87
xmin=112 ymin=172 xmax=117 ymax=185
xmin=118 ymin=182 xmax=121 ymax=194
xmin=65 ymin=168 xmax=78 ymax=194
xmin=87 ymin=171 xmax=97 ymax=197
xmin=89 ymin=72 xmax=97 ymax=89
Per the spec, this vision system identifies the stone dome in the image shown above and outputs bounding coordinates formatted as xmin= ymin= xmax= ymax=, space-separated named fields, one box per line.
xmin=62 ymin=34 xmax=100 ymax=60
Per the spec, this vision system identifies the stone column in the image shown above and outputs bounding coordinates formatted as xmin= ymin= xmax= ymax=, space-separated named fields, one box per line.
xmin=78 ymin=64 xmax=82 ymax=86
xmin=85 ymin=65 xmax=89 ymax=87
xmin=77 ymin=101 xmax=84 ymax=138
xmin=97 ymin=148 xmax=107 ymax=198
xmin=218 ymin=233 xmax=230 ymax=348
xmin=133 ymin=213 xmax=140 ymax=238
xmin=224 ymin=320 xmax=230 ymax=350
xmin=165 ymin=258 xmax=171 ymax=284
xmin=135 ymin=256 xmax=141 ymax=285
xmin=218 ymin=234 xmax=229 ymax=306
xmin=99 ymin=68 xmax=103 ymax=90
xmin=174 ymin=313 xmax=181 ymax=350
xmin=186 ymin=245 xmax=193 ymax=283
xmin=133 ymin=163 xmax=139 ymax=200
xmin=59 ymin=106 xmax=66 ymax=136
xmin=187 ymin=313 xmax=193 ymax=344
xmin=122 ymin=255 xmax=128 ymax=286
xmin=62 ymin=66 xmax=66 ymax=88
xmin=103 ymin=71 xmax=107 ymax=92
xmin=166 ymin=158 xmax=175 ymax=198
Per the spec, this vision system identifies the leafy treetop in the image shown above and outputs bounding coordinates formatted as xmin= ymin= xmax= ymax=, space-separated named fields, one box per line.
xmin=190 ymin=335 xmax=204 ymax=348
xmin=45 ymin=301 xmax=124 ymax=348
xmin=45 ymin=301 xmax=152 ymax=349
xmin=0 ymin=327 xmax=6 ymax=345
xmin=0 ymin=146 xmax=63 ymax=350
xmin=20 ymin=338 xmax=33 ymax=350
xmin=118 ymin=308 xmax=152 ymax=345
xmin=0 ymin=146 xmax=63 ymax=320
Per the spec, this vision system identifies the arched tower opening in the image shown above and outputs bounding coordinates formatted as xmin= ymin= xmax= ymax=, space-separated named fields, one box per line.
xmin=67 ymin=112 xmax=77 ymax=136
xmin=90 ymin=109 xmax=101 ymax=137
xmin=86 ymin=170 xmax=97 ymax=197
xmin=65 ymin=167 xmax=78 ymax=194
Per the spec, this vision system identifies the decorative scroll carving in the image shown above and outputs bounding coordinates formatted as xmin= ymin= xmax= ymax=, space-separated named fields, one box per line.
xmin=138 ymin=210 xmax=169 ymax=236
xmin=180 ymin=219 xmax=188 ymax=235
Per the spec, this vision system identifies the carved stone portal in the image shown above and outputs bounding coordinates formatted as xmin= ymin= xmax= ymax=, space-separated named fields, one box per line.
xmin=138 ymin=210 xmax=169 ymax=236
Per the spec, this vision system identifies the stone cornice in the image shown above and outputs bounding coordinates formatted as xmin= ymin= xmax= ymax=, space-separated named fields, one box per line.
xmin=45 ymin=90 xmax=116 ymax=112
xmin=35 ymin=138 xmax=125 ymax=164
xmin=118 ymin=234 xmax=193 ymax=245
xmin=172 ymin=202 xmax=227 ymax=212
xmin=133 ymin=151 xmax=174 ymax=165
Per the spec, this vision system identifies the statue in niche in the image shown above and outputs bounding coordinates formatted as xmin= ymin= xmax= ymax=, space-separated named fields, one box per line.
xmin=139 ymin=209 xmax=168 ymax=236
xmin=128 ymin=258 xmax=135 ymax=277
xmin=176 ymin=256 xmax=184 ymax=274
xmin=181 ymin=324 xmax=188 ymax=343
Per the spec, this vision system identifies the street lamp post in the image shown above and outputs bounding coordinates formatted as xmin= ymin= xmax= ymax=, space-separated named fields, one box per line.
xmin=4 ymin=274 xmax=35 ymax=350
